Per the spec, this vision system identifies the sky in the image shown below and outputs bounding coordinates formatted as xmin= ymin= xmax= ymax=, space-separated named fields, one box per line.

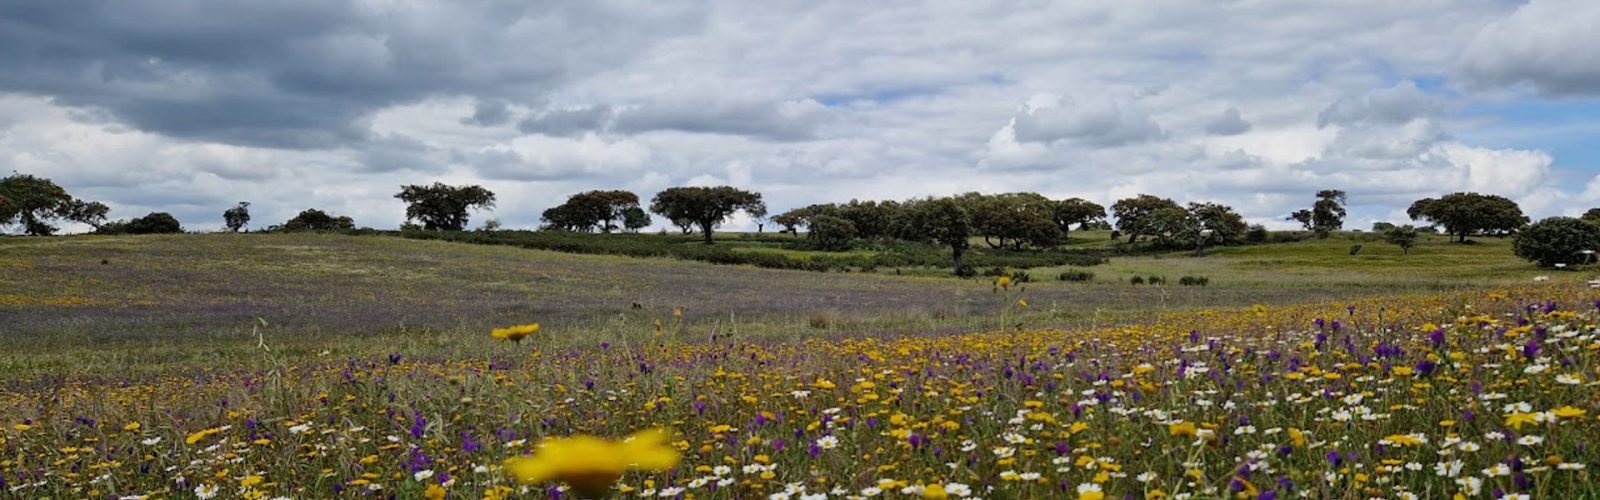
xmin=2 ymin=0 xmax=1600 ymax=233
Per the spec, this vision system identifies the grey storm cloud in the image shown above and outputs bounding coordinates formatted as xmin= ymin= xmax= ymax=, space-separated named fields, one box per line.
xmin=1011 ymin=98 xmax=1165 ymax=147
xmin=0 ymin=0 xmax=707 ymax=148
xmin=1204 ymin=108 xmax=1251 ymax=136
xmin=1316 ymin=81 xmax=1445 ymax=128
xmin=517 ymin=105 xmax=615 ymax=137
xmin=610 ymin=98 xmax=834 ymax=141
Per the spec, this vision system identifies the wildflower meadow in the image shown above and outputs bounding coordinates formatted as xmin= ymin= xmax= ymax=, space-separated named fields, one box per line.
xmin=5 ymin=277 xmax=1600 ymax=499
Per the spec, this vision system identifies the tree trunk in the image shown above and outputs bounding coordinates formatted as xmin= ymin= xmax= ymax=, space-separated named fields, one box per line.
xmin=951 ymin=245 xmax=966 ymax=275
xmin=700 ymin=221 xmax=715 ymax=244
xmin=984 ymin=235 xmax=1001 ymax=249
xmin=1127 ymin=232 xmax=1139 ymax=244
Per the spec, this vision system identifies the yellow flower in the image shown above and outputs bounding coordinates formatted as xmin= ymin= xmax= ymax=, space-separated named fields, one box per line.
xmin=424 ymin=484 xmax=447 ymax=500
xmin=1506 ymin=412 xmax=1538 ymax=430
xmin=504 ymin=428 xmax=680 ymax=497
xmin=996 ymin=276 xmax=1013 ymax=289
xmin=239 ymin=475 xmax=264 ymax=488
xmin=1553 ymin=406 xmax=1587 ymax=418
xmin=1382 ymin=434 xmax=1423 ymax=447
xmin=1017 ymin=298 xmax=1028 ymax=308
xmin=1288 ymin=428 xmax=1305 ymax=448
xmin=491 ymin=323 xmax=541 ymax=343
xmin=923 ymin=483 xmax=949 ymax=499
xmin=1168 ymin=422 xmax=1196 ymax=438
xmin=11 ymin=423 xmax=31 ymax=432
xmin=1391 ymin=366 xmax=1414 ymax=377
xmin=185 ymin=427 xmax=223 ymax=445
xmin=123 ymin=422 xmax=141 ymax=432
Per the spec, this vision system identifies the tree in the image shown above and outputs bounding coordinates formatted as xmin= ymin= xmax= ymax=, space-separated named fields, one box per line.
xmin=1287 ymin=189 xmax=1347 ymax=237
xmin=1383 ymin=224 xmax=1419 ymax=255
xmin=98 ymin=212 xmax=183 ymax=234
xmin=0 ymin=173 xmax=107 ymax=235
xmin=621 ymin=206 xmax=651 ymax=232
xmin=965 ymin=192 xmax=1061 ymax=249
xmin=1513 ymin=217 xmax=1600 ymax=268
xmin=223 ymin=202 xmax=251 ymax=232
xmin=1111 ymin=194 xmax=1182 ymax=243
xmin=1372 ymin=221 xmax=1396 ymax=232
xmin=281 ymin=209 xmax=355 ymax=232
xmin=1052 ymin=198 xmax=1106 ymax=240
xmin=1185 ymin=202 xmax=1249 ymax=245
xmin=1408 ymin=192 xmax=1527 ymax=243
xmin=808 ymin=214 xmax=857 ymax=251
xmin=899 ymin=197 xmax=973 ymax=276
xmin=648 ymin=186 xmax=766 ymax=244
xmin=395 ymin=183 xmax=496 ymax=231
xmin=1582 ymin=208 xmax=1600 ymax=225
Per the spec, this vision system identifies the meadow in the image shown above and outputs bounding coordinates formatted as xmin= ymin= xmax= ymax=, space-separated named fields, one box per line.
xmin=2 ymin=232 xmax=1597 ymax=499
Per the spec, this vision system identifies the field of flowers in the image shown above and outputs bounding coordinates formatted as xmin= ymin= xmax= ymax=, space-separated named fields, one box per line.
xmin=5 ymin=281 xmax=1599 ymax=499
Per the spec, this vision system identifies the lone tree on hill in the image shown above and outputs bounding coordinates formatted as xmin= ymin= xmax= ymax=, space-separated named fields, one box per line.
xmin=1111 ymin=194 xmax=1182 ymax=244
xmin=1514 ymin=217 xmax=1600 ymax=268
xmin=1287 ymin=189 xmax=1347 ymax=238
xmin=1383 ymin=224 xmax=1419 ymax=255
xmin=1407 ymin=192 xmax=1527 ymax=243
xmin=223 ymin=202 xmax=251 ymax=232
xmin=0 ymin=173 xmax=108 ymax=235
xmin=97 ymin=212 xmax=183 ymax=234
xmin=649 ymin=186 xmax=766 ymax=244
xmin=396 ymin=183 xmax=496 ymax=231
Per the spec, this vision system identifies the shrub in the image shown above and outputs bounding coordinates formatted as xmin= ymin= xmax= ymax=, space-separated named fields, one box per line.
xmin=1513 ymin=217 xmax=1600 ymax=268
xmin=97 ymin=212 xmax=183 ymax=234
xmin=1010 ymin=270 xmax=1031 ymax=283
xmin=1178 ymin=276 xmax=1210 ymax=286
xmin=1245 ymin=224 xmax=1268 ymax=243
xmin=1130 ymin=275 xmax=1145 ymax=285
xmin=1349 ymin=244 xmax=1363 ymax=255
xmin=1058 ymin=269 xmax=1095 ymax=282
xmin=1147 ymin=275 xmax=1166 ymax=285
xmin=808 ymin=214 xmax=857 ymax=251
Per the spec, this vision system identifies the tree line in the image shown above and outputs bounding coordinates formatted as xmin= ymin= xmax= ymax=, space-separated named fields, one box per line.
xmin=6 ymin=170 xmax=1597 ymax=270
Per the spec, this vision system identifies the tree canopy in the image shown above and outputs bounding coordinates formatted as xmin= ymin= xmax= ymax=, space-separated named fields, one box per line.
xmin=1513 ymin=217 xmax=1600 ymax=268
xmin=1408 ymin=192 xmax=1527 ymax=243
xmin=1111 ymin=194 xmax=1182 ymax=243
xmin=648 ymin=186 xmax=766 ymax=244
xmin=281 ymin=209 xmax=355 ymax=232
xmin=0 ymin=173 xmax=107 ymax=235
xmin=396 ymin=183 xmax=496 ymax=231
xmin=97 ymin=212 xmax=183 ymax=235
xmin=223 ymin=202 xmax=251 ymax=232
xmin=898 ymin=197 xmax=973 ymax=275
xmin=541 ymin=190 xmax=641 ymax=233
xmin=1287 ymin=189 xmax=1347 ymax=237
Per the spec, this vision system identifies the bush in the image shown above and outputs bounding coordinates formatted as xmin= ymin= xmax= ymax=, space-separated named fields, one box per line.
xmin=1178 ymin=276 xmax=1210 ymax=286
xmin=1349 ymin=244 xmax=1363 ymax=255
xmin=1130 ymin=275 xmax=1145 ymax=286
xmin=1058 ymin=269 xmax=1095 ymax=282
xmin=1010 ymin=270 xmax=1031 ymax=283
xmin=1245 ymin=224 xmax=1268 ymax=243
xmin=1513 ymin=217 xmax=1600 ymax=268
xmin=808 ymin=214 xmax=857 ymax=251
xmin=1147 ymin=275 xmax=1166 ymax=285
xmin=96 ymin=212 xmax=183 ymax=234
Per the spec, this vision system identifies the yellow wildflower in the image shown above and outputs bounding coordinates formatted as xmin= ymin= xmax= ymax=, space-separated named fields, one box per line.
xmin=490 ymin=323 xmax=541 ymax=343
xmin=1553 ymin=406 xmax=1587 ymax=418
xmin=923 ymin=483 xmax=949 ymax=499
xmin=1168 ymin=422 xmax=1197 ymax=438
xmin=504 ymin=428 xmax=680 ymax=497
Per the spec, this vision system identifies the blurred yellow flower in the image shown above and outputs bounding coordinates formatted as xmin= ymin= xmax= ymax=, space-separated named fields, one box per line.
xmin=1168 ymin=422 xmax=1196 ymax=437
xmin=1553 ymin=406 xmax=1587 ymax=418
xmin=185 ymin=427 xmax=222 ymax=445
xmin=995 ymin=276 xmax=1013 ymax=289
xmin=491 ymin=323 xmax=541 ymax=343
xmin=12 ymin=423 xmax=31 ymax=432
xmin=923 ymin=483 xmax=949 ymax=499
xmin=505 ymin=428 xmax=680 ymax=497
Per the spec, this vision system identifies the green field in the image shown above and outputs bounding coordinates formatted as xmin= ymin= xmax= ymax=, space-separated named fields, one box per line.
xmin=0 ymin=231 xmax=1569 ymax=378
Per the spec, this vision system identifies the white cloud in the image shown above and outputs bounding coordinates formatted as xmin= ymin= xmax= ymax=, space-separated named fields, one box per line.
xmin=1462 ymin=0 xmax=1600 ymax=96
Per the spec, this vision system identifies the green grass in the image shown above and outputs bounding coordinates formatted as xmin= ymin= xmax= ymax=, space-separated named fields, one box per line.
xmin=0 ymin=231 xmax=1581 ymax=379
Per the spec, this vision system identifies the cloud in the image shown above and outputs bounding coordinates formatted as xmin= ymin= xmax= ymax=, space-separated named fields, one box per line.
xmin=1204 ymin=108 xmax=1251 ymax=136
xmin=1461 ymin=0 xmax=1600 ymax=97
xmin=1011 ymin=95 xmax=1165 ymax=147
xmin=2 ymin=0 xmax=1594 ymax=234
xmin=611 ymin=98 xmax=834 ymax=140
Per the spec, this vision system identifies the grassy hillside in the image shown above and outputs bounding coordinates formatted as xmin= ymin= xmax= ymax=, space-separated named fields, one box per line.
xmin=0 ymin=231 xmax=1571 ymax=377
